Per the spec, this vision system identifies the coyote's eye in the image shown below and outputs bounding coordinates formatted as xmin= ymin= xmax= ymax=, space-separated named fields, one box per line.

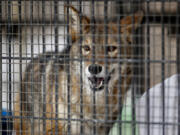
xmin=107 ymin=46 xmax=117 ymax=52
xmin=82 ymin=45 xmax=91 ymax=52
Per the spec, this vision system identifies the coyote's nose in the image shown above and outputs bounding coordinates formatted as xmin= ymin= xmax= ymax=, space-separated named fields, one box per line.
xmin=88 ymin=64 xmax=102 ymax=75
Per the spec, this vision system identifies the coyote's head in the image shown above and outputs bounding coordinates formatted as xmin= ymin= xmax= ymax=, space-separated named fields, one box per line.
xmin=65 ymin=5 xmax=143 ymax=105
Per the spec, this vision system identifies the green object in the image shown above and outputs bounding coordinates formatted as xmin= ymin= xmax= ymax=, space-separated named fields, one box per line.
xmin=109 ymin=93 xmax=139 ymax=135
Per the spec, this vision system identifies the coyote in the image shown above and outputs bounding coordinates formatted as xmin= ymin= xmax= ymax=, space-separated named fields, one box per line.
xmin=14 ymin=5 xmax=143 ymax=135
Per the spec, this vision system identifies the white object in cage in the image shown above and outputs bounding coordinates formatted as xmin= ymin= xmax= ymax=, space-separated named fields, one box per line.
xmin=136 ymin=74 xmax=179 ymax=135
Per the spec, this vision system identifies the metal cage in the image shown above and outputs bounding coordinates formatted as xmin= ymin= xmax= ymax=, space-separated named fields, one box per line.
xmin=0 ymin=1 xmax=180 ymax=135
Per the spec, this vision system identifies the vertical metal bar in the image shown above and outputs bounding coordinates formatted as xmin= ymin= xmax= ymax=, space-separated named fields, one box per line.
xmin=145 ymin=1 xmax=150 ymax=135
xmin=65 ymin=1 xmax=71 ymax=135
xmin=134 ymin=2 xmax=144 ymax=96
xmin=78 ymin=1 xmax=84 ymax=135
xmin=42 ymin=1 xmax=46 ymax=54
xmin=30 ymin=0 xmax=34 ymax=134
xmin=0 ymin=1 xmax=2 ymax=135
xmin=37 ymin=2 xmax=41 ymax=133
xmin=54 ymin=1 xmax=58 ymax=54
xmin=90 ymin=1 xmax=96 ymax=134
xmin=116 ymin=1 xmax=123 ymax=16
xmin=42 ymin=0 xmax=46 ymax=135
xmin=91 ymin=1 xmax=95 ymax=63
xmin=18 ymin=1 xmax=23 ymax=135
xmin=7 ymin=1 xmax=12 ymax=134
xmin=130 ymin=2 xmax=136 ymax=135
xmin=104 ymin=1 xmax=109 ymax=134
xmin=117 ymin=1 xmax=122 ymax=135
xmin=161 ymin=2 xmax=165 ymax=135
xmin=177 ymin=2 xmax=180 ymax=135
xmin=7 ymin=0 xmax=12 ymax=112
xmin=54 ymin=0 xmax=59 ymax=134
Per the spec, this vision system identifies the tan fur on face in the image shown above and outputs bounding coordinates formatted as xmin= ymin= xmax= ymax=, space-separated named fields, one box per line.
xmin=14 ymin=5 xmax=143 ymax=135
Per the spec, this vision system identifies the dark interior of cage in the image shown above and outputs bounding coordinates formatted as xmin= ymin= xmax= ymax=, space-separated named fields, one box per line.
xmin=0 ymin=1 xmax=180 ymax=135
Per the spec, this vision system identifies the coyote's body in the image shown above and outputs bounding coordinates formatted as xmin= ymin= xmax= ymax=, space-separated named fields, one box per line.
xmin=14 ymin=6 xmax=143 ymax=135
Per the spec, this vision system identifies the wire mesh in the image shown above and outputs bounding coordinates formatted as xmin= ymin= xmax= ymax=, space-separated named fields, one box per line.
xmin=0 ymin=1 xmax=179 ymax=135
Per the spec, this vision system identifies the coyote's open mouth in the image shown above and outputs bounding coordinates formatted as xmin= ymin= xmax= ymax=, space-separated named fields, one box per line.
xmin=88 ymin=76 xmax=111 ymax=91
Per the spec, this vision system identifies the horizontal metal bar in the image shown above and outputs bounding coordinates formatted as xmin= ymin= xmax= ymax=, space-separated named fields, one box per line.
xmin=1 ymin=56 xmax=178 ymax=64
xmin=1 ymin=15 xmax=179 ymax=25
xmin=6 ymin=115 xmax=180 ymax=126
xmin=0 ymin=0 xmax=179 ymax=1
xmin=0 ymin=21 xmax=65 ymax=26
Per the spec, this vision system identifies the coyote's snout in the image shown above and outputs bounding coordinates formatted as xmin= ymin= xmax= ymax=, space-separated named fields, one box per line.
xmin=14 ymin=5 xmax=143 ymax=135
xmin=87 ymin=64 xmax=106 ymax=91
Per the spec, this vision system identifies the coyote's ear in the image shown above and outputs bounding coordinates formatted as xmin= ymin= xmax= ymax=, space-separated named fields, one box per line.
xmin=64 ymin=5 xmax=90 ymax=42
xmin=120 ymin=11 xmax=143 ymax=43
